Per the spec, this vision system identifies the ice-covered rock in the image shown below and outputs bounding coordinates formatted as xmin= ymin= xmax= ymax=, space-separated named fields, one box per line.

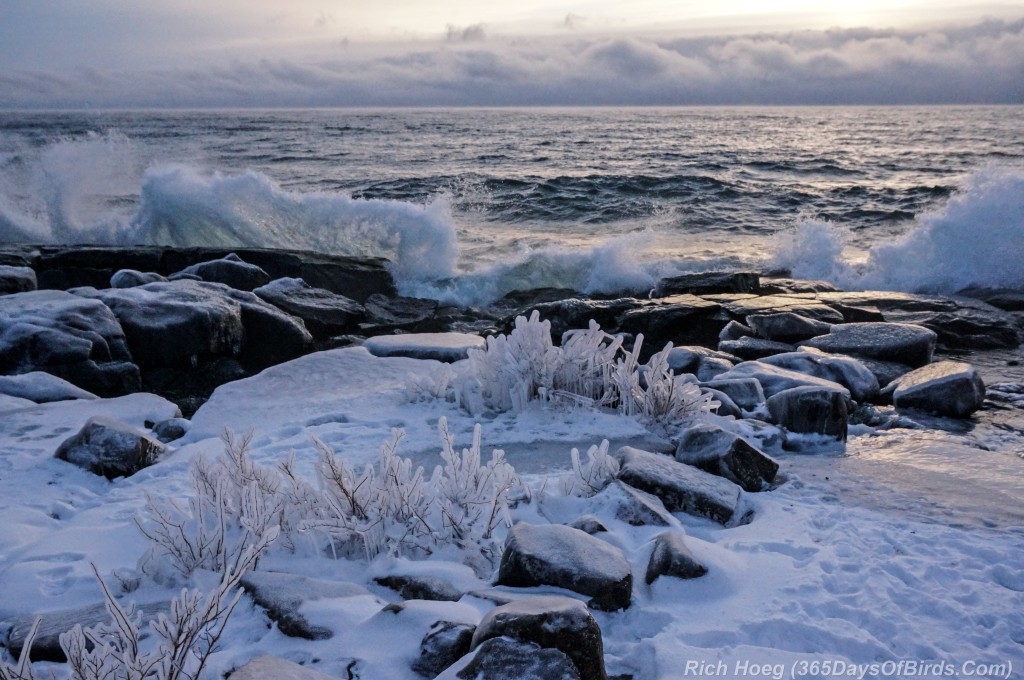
xmin=0 ymin=371 xmax=98 ymax=403
xmin=496 ymin=523 xmax=632 ymax=611
xmin=890 ymin=360 xmax=987 ymax=418
xmin=437 ymin=637 xmax=582 ymax=680
xmin=240 ymin=571 xmax=372 ymax=640
xmin=616 ymin=446 xmax=743 ymax=524
xmin=719 ymin=336 xmax=795 ymax=360
xmin=699 ymin=377 xmax=766 ymax=412
xmin=374 ymin=574 xmax=463 ymax=602
xmin=645 ymin=531 xmax=708 ymax=583
xmin=254 ymin=277 xmax=365 ymax=339
xmin=746 ymin=311 xmax=834 ymax=343
xmin=365 ymin=332 xmax=486 ymax=363
xmin=0 ymin=289 xmax=140 ymax=396
xmin=719 ymin=319 xmax=753 ymax=342
xmin=228 ymin=656 xmax=342 ymax=680
xmin=54 ymin=415 xmax=166 ymax=479
xmin=615 ymin=295 xmax=724 ymax=356
xmin=470 ymin=595 xmax=606 ymax=680
xmin=362 ymin=294 xmax=442 ymax=334
xmin=654 ymin=271 xmax=761 ymax=296
xmin=412 ymin=621 xmax=476 ymax=678
xmin=704 ymin=387 xmax=743 ymax=418
xmin=758 ymin=349 xmax=880 ymax=403
xmin=110 ymin=269 xmax=167 ymax=288
xmin=715 ymin=295 xmax=846 ymax=324
xmin=175 ymin=253 xmax=272 ymax=291
xmin=666 ymin=346 xmax=738 ymax=379
xmin=587 ymin=480 xmax=676 ymax=527
xmin=715 ymin=361 xmax=850 ymax=399
xmin=799 ymin=322 xmax=937 ymax=367
xmin=766 ymin=386 xmax=850 ymax=441
xmin=0 ymin=265 xmax=37 ymax=294
xmin=675 ymin=423 xmax=778 ymax=492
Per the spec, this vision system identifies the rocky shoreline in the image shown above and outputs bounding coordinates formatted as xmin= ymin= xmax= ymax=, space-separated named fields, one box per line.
xmin=2 ymin=245 xmax=1021 ymax=420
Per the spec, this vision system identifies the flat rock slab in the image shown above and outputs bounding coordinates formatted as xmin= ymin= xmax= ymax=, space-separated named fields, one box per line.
xmin=616 ymin=446 xmax=742 ymax=524
xmin=654 ymin=271 xmax=761 ymax=296
xmin=891 ymin=360 xmax=986 ymax=418
xmin=708 ymin=294 xmax=846 ymax=324
xmin=715 ymin=361 xmax=850 ymax=399
xmin=470 ymin=595 xmax=606 ymax=680
xmin=799 ymin=322 xmax=937 ymax=367
xmin=240 ymin=571 xmax=371 ymax=640
xmin=364 ymin=332 xmax=486 ymax=363
xmin=228 ymin=656 xmax=347 ymax=680
xmin=746 ymin=311 xmax=834 ymax=343
xmin=496 ymin=523 xmax=632 ymax=611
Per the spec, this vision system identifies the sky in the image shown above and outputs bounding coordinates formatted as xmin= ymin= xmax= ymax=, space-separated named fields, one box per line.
xmin=0 ymin=1 xmax=1022 ymax=108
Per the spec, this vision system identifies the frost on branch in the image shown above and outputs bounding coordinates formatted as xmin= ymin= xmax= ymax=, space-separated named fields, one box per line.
xmin=459 ymin=311 xmax=719 ymax=423
xmin=0 ymin=618 xmax=39 ymax=680
xmin=561 ymin=439 xmax=619 ymax=497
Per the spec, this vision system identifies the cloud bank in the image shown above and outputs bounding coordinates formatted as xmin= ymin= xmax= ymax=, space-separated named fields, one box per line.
xmin=1 ymin=19 xmax=1022 ymax=108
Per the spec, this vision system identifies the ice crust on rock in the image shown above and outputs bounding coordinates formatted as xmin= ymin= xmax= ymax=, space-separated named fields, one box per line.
xmin=365 ymin=332 xmax=486 ymax=363
xmin=716 ymin=360 xmax=851 ymax=399
xmin=766 ymin=386 xmax=850 ymax=441
xmin=799 ymin=321 xmax=937 ymax=367
xmin=759 ymin=349 xmax=879 ymax=403
xmin=645 ymin=530 xmax=708 ymax=583
xmin=175 ymin=253 xmax=272 ymax=291
xmin=0 ymin=371 xmax=98 ymax=403
xmin=891 ymin=360 xmax=987 ymax=418
xmin=54 ymin=415 xmax=167 ymax=479
xmin=0 ymin=265 xmax=37 ymax=294
xmin=675 ymin=423 xmax=778 ymax=491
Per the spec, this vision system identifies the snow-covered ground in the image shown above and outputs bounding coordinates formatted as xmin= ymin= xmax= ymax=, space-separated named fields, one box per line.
xmin=2 ymin=346 xmax=1022 ymax=679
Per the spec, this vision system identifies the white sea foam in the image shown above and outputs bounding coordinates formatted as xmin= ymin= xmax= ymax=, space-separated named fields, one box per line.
xmin=772 ymin=166 xmax=1024 ymax=293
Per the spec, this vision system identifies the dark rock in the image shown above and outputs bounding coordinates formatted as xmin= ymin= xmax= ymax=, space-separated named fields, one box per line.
xmin=699 ymin=378 xmax=766 ymax=412
xmin=849 ymin=356 xmax=914 ymax=388
xmin=957 ymin=287 xmax=1024 ymax=312
xmin=716 ymin=361 xmax=850 ymax=399
xmin=890 ymin=360 xmax=986 ymax=418
xmin=412 ymin=621 xmax=476 ymax=678
xmin=758 ymin=350 xmax=879 ymax=403
xmin=509 ymin=298 xmax=636 ymax=342
xmin=616 ymin=295 xmax=725 ymax=356
xmin=766 ymin=386 xmax=850 ymax=440
xmin=54 ymin=416 xmax=166 ymax=479
xmin=800 ymin=322 xmax=937 ymax=367
xmin=496 ymin=523 xmax=632 ymax=612
xmin=254 ymin=277 xmax=365 ymax=339
xmin=0 ymin=371 xmax=97 ymax=403
xmin=0 ymin=290 xmax=141 ymax=396
xmin=902 ymin=309 xmax=1019 ymax=351
xmin=665 ymin=346 xmax=739 ymax=377
xmin=240 ymin=571 xmax=370 ymax=640
xmin=364 ymin=332 xmax=485 ymax=363
xmin=588 ymin=480 xmax=676 ymax=527
xmin=470 ymin=595 xmax=606 ymax=680
xmin=567 ymin=515 xmax=608 ymax=534
xmin=719 ymin=336 xmax=795 ymax=360
xmin=0 ymin=265 xmax=37 ymax=294
xmin=34 ymin=246 xmax=165 ymax=290
xmin=374 ymin=575 xmax=463 ymax=602
xmin=151 ymin=417 xmax=190 ymax=443
xmin=110 ymin=269 xmax=167 ymax=288
xmin=229 ymin=656 xmax=344 ymax=680
xmin=176 ymin=253 xmax=272 ymax=291
xmin=712 ymin=294 xmax=846 ymax=324
xmin=675 ymin=423 xmax=778 ymax=492
xmin=655 ymin=271 xmax=760 ymax=297
xmin=616 ymin=446 xmax=742 ymax=524
xmin=746 ymin=312 xmax=833 ymax=343
xmin=440 ymin=637 xmax=582 ymax=680
xmin=362 ymin=294 xmax=442 ymax=333
xmin=719 ymin=319 xmax=753 ymax=342
xmin=492 ymin=287 xmax=583 ymax=316
xmin=759 ymin=278 xmax=840 ymax=294
xmin=645 ymin=531 xmax=708 ymax=584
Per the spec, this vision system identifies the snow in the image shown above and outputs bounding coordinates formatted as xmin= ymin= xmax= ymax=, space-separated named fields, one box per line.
xmin=0 ymin=372 xmax=98 ymax=403
xmin=364 ymin=332 xmax=486 ymax=362
xmin=2 ymin=346 xmax=1023 ymax=679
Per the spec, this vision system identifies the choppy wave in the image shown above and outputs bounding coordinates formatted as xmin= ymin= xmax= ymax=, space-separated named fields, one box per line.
xmin=772 ymin=166 xmax=1024 ymax=294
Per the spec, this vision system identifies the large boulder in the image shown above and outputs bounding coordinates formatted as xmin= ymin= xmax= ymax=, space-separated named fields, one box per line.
xmin=365 ymin=332 xmax=486 ymax=363
xmin=496 ymin=523 xmax=632 ymax=611
xmin=438 ymin=637 xmax=581 ymax=680
xmin=799 ymin=322 xmax=937 ymax=367
xmin=675 ymin=423 xmax=778 ymax=492
xmin=175 ymin=253 xmax=272 ymax=291
xmin=758 ymin=349 xmax=879 ymax=403
xmin=746 ymin=311 xmax=833 ymax=343
xmin=766 ymin=386 xmax=850 ymax=441
xmin=254 ymin=277 xmax=365 ymax=339
xmin=54 ymin=416 xmax=167 ymax=479
xmin=715 ymin=361 xmax=850 ymax=399
xmin=470 ymin=596 xmax=606 ymax=680
xmin=0 ymin=265 xmax=37 ymax=294
xmin=0 ymin=290 xmax=140 ymax=396
xmin=616 ymin=447 xmax=743 ymax=524
xmin=645 ymin=531 xmax=708 ymax=583
xmin=890 ymin=360 xmax=986 ymax=418
xmin=587 ymin=480 xmax=676 ymax=527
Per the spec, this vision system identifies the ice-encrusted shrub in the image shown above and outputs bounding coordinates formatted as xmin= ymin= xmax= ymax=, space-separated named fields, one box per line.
xmin=459 ymin=311 xmax=718 ymax=423
xmin=561 ymin=439 xmax=619 ymax=497
xmin=136 ymin=431 xmax=282 ymax=583
xmin=0 ymin=618 xmax=39 ymax=680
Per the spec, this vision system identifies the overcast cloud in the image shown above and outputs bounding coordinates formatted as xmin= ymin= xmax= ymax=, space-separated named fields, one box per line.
xmin=1 ymin=18 xmax=1022 ymax=108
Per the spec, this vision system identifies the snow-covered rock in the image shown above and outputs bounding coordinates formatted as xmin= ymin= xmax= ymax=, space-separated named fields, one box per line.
xmin=675 ymin=423 xmax=778 ymax=492
xmin=175 ymin=253 xmax=272 ymax=291
xmin=719 ymin=336 xmax=795 ymax=360
xmin=567 ymin=515 xmax=609 ymax=534
xmin=54 ymin=416 xmax=167 ymax=479
xmin=240 ymin=571 xmax=373 ymax=640
xmin=228 ymin=656 xmax=342 ymax=680
xmin=890 ymin=360 xmax=986 ymax=418
xmin=799 ymin=322 xmax=937 ymax=367
xmin=746 ymin=311 xmax=834 ymax=342
xmin=715 ymin=361 xmax=850 ymax=399
xmin=496 ymin=523 xmax=632 ymax=611
xmin=0 ymin=265 xmax=37 ymax=294
xmin=437 ymin=637 xmax=581 ymax=680
xmin=645 ymin=531 xmax=708 ymax=583
xmin=616 ymin=446 xmax=743 ymax=524
xmin=374 ymin=574 xmax=463 ymax=602
xmin=412 ymin=621 xmax=476 ymax=678
xmin=0 ymin=289 xmax=140 ymax=396
xmin=470 ymin=595 xmax=606 ymax=680
xmin=150 ymin=416 xmax=190 ymax=443
xmin=110 ymin=269 xmax=167 ymax=288
xmin=0 ymin=371 xmax=98 ymax=403
xmin=254 ymin=277 xmax=365 ymax=339
xmin=758 ymin=349 xmax=880 ymax=403
xmin=365 ymin=332 xmax=486 ymax=363
xmin=766 ymin=386 xmax=850 ymax=441
xmin=587 ymin=480 xmax=676 ymax=527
